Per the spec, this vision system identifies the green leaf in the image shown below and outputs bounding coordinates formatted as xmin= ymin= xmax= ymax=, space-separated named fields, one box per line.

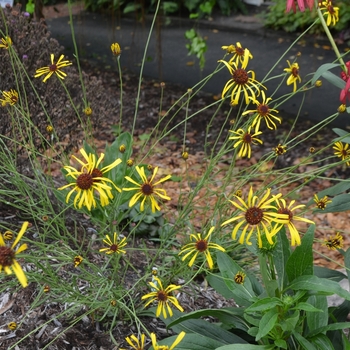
xmin=286 ymin=225 xmax=314 ymax=282
xmin=280 ymin=310 xmax=299 ymax=333
xmin=245 ymin=297 xmax=283 ymax=313
xmin=216 ymin=345 xmax=274 ymax=350
xmin=305 ymin=295 xmax=328 ymax=334
xmin=273 ymin=227 xmax=291 ymax=290
xmin=332 ymin=128 xmax=350 ymax=144
xmin=292 ymin=301 xmax=323 ymax=313
xmin=274 ymin=339 xmax=287 ymax=349
xmin=314 ymin=266 xmax=347 ymax=282
xmin=309 ymin=334 xmax=335 ymax=350
xmin=315 ymin=194 xmax=350 ymax=213
xmin=311 ymin=179 xmax=350 ymax=199
xmin=158 ymin=333 xmax=224 ymax=350
xmin=164 ymin=315 xmax=247 ymax=345
xmin=216 ymin=252 xmax=256 ymax=307
xmin=308 ymin=322 xmax=350 ymax=338
xmin=345 ymin=248 xmax=350 ymax=287
xmin=167 ymin=308 xmax=247 ymax=332
xmin=311 ymin=63 xmax=341 ymax=85
xmin=320 ymin=71 xmax=345 ymax=89
xmin=206 ymin=273 xmax=236 ymax=300
xmin=292 ymin=331 xmax=317 ymax=350
xmin=288 ymin=275 xmax=350 ymax=300
xmin=255 ymin=309 xmax=278 ymax=341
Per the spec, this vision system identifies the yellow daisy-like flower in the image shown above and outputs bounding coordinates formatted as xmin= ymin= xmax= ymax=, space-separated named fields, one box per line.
xmin=123 ymin=166 xmax=171 ymax=213
xmin=221 ymin=42 xmax=253 ymax=66
xmin=271 ymin=198 xmax=315 ymax=246
xmin=58 ymin=148 xmax=122 ymax=211
xmin=0 ymin=36 xmax=12 ymax=49
xmin=323 ymin=232 xmax=343 ymax=250
xmin=178 ymin=226 xmax=225 ymax=269
xmin=34 ymin=54 xmax=72 ymax=83
xmin=0 ymin=222 xmax=29 ymax=288
xmin=314 ymin=194 xmax=332 ymax=210
xmin=221 ymin=187 xmax=288 ymax=247
xmin=219 ymin=56 xmax=264 ymax=105
xmin=229 ymin=126 xmax=263 ymax=159
xmin=333 ymin=141 xmax=350 ymax=166
xmin=150 ymin=332 xmax=186 ymax=350
xmin=111 ymin=42 xmax=121 ymax=56
xmin=320 ymin=0 xmax=339 ymax=26
xmin=284 ymin=60 xmax=301 ymax=92
xmin=0 ymin=89 xmax=18 ymax=107
xmin=242 ymin=91 xmax=281 ymax=132
xmin=234 ymin=271 xmax=246 ymax=284
xmin=99 ymin=232 xmax=127 ymax=255
xmin=74 ymin=255 xmax=83 ymax=267
xmin=124 ymin=333 xmax=146 ymax=350
xmin=141 ymin=276 xmax=184 ymax=319
xmin=274 ymin=144 xmax=287 ymax=156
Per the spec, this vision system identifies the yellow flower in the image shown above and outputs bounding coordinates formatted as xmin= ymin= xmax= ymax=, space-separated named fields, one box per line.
xmin=219 ymin=56 xmax=264 ymax=105
xmin=179 ymin=226 xmax=225 ymax=269
xmin=284 ymin=60 xmax=301 ymax=92
xmin=0 ymin=36 xmax=12 ymax=49
xmin=338 ymin=104 xmax=347 ymax=113
xmin=333 ymin=141 xmax=350 ymax=166
xmin=141 ymin=276 xmax=184 ymax=319
xmin=34 ymin=54 xmax=72 ymax=83
xmin=242 ymin=91 xmax=281 ymax=132
xmin=0 ymin=222 xmax=29 ymax=288
xmin=150 ymin=331 xmax=186 ymax=350
xmin=74 ymin=255 xmax=83 ymax=267
xmin=8 ymin=322 xmax=17 ymax=331
xmin=222 ymin=42 xmax=253 ymax=66
xmin=123 ymin=166 xmax=171 ymax=213
xmin=323 ymin=232 xmax=343 ymax=250
xmin=111 ymin=42 xmax=121 ymax=56
xmin=99 ymin=232 xmax=127 ymax=255
xmin=320 ymin=0 xmax=339 ymax=26
xmin=84 ymin=107 xmax=92 ymax=116
xmin=0 ymin=89 xmax=18 ymax=106
xmin=58 ymin=148 xmax=122 ymax=211
xmin=221 ymin=187 xmax=288 ymax=247
xmin=271 ymin=198 xmax=314 ymax=246
xmin=234 ymin=271 xmax=246 ymax=284
xmin=274 ymin=144 xmax=287 ymax=156
xmin=229 ymin=126 xmax=263 ymax=159
xmin=123 ymin=333 xmax=146 ymax=350
xmin=314 ymin=194 xmax=332 ymax=210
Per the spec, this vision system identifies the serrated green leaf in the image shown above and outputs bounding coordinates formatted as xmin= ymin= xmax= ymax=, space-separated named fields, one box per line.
xmin=255 ymin=309 xmax=278 ymax=341
xmin=292 ymin=301 xmax=323 ymax=313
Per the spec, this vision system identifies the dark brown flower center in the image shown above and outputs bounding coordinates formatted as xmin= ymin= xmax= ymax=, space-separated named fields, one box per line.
xmin=317 ymin=201 xmax=326 ymax=209
xmin=49 ymin=64 xmax=57 ymax=72
xmin=234 ymin=273 xmax=245 ymax=284
xmin=10 ymin=96 xmax=18 ymax=103
xmin=243 ymin=133 xmax=252 ymax=144
xmin=328 ymin=5 xmax=335 ymax=14
xmin=278 ymin=207 xmax=293 ymax=221
xmin=235 ymin=46 xmax=245 ymax=56
xmin=232 ymin=68 xmax=249 ymax=85
xmin=245 ymin=207 xmax=263 ymax=225
xmin=157 ymin=290 xmax=168 ymax=302
xmin=91 ymin=168 xmax=103 ymax=181
xmin=76 ymin=173 xmax=93 ymax=190
xmin=257 ymin=104 xmax=269 ymax=116
xmin=141 ymin=183 xmax=153 ymax=195
xmin=291 ymin=67 xmax=299 ymax=77
xmin=0 ymin=246 xmax=15 ymax=267
xmin=195 ymin=240 xmax=208 ymax=252
xmin=110 ymin=244 xmax=118 ymax=252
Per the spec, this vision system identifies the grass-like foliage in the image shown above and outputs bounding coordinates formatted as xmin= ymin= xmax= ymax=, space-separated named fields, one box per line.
xmin=1 ymin=0 xmax=350 ymax=349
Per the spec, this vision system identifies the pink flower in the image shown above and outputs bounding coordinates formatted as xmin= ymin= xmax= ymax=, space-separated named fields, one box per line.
xmin=340 ymin=62 xmax=350 ymax=104
xmin=286 ymin=0 xmax=314 ymax=12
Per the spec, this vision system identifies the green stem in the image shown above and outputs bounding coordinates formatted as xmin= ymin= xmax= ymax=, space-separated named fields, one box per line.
xmin=316 ymin=3 xmax=346 ymax=71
